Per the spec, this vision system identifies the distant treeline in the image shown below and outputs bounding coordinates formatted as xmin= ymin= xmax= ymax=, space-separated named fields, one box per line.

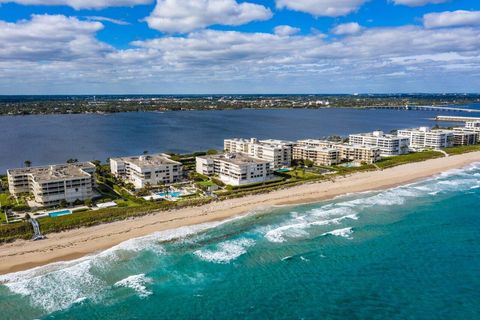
xmin=0 ymin=94 xmax=479 ymax=116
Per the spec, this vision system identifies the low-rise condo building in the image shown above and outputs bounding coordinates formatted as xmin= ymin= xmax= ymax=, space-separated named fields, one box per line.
xmin=296 ymin=139 xmax=381 ymax=164
xmin=397 ymin=127 xmax=454 ymax=150
xmin=224 ymin=138 xmax=293 ymax=169
xmin=349 ymin=131 xmax=410 ymax=156
xmin=465 ymin=121 xmax=480 ymax=131
xmin=452 ymin=129 xmax=478 ymax=146
xmin=110 ymin=153 xmax=182 ymax=189
xmin=293 ymin=145 xmax=340 ymax=166
xmin=196 ymin=153 xmax=272 ymax=186
xmin=7 ymin=162 xmax=96 ymax=207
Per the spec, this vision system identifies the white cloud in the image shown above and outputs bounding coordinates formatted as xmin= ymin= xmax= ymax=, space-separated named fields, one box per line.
xmin=1 ymin=15 xmax=480 ymax=93
xmin=331 ymin=22 xmax=362 ymax=35
xmin=274 ymin=25 xmax=300 ymax=36
xmin=0 ymin=0 xmax=151 ymax=9
xmin=0 ymin=14 xmax=110 ymax=61
xmin=276 ymin=0 xmax=368 ymax=17
xmin=145 ymin=0 xmax=272 ymax=33
xmin=86 ymin=16 xmax=130 ymax=25
xmin=392 ymin=0 xmax=449 ymax=6
xmin=424 ymin=10 xmax=480 ymax=28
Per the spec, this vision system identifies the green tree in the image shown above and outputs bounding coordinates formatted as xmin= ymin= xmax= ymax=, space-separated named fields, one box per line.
xmin=206 ymin=149 xmax=218 ymax=155
xmin=66 ymin=158 xmax=78 ymax=164
xmin=24 ymin=160 xmax=32 ymax=168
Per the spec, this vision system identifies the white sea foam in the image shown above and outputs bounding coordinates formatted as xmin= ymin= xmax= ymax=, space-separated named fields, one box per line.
xmin=194 ymin=238 xmax=255 ymax=264
xmin=114 ymin=274 xmax=152 ymax=298
xmin=322 ymin=227 xmax=353 ymax=239
xmin=0 ymin=220 xmax=232 ymax=314
xmin=264 ymin=162 xmax=480 ymax=244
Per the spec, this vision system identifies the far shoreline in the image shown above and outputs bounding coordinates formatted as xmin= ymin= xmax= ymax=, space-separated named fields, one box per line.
xmin=1 ymin=151 xmax=479 ymax=276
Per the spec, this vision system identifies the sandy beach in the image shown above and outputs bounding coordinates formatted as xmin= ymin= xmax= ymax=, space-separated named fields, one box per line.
xmin=1 ymin=151 xmax=479 ymax=275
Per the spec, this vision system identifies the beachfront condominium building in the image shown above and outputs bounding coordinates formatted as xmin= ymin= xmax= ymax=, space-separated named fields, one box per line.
xmin=292 ymin=145 xmax=340 ymax=166
xmin=296 ymin=139 xmax=381 ymax=164
xmin=349 ymin=131 xmax=410 ymax=157
xmin=465 ymin=121 xmax=480 ymax=131
xmin=110 ymin=153 xmax=182 ymax=189
xmin=453 ymin=130 xmax=478 ymax=146
xmin=196 ymin=153 xmax=272 ymax=186
xmin=397 ymin=127 xmax=454 ymax=151
xmin=224 ymin=138 xmax=293 ymax=169
xmin=7 ymin=162 xmax=96 ymax=207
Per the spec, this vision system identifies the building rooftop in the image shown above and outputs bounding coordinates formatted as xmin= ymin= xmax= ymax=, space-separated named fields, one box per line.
xmin=398 ymin=127 xmax=454 ymax=134
xmin=8 ymin=162 xmax=95 ymax=182
xmin=295 ymin=145 xmax=339 ymax=153
xmin=200 ymin=153 xmax=270 ymax=166
xmin=350 ymin=131 xmax=402 ymax=139
xmin=259 ymin=138 xmax=295 ymax=145
xmin=112 ymin=153 xmax=181 ymax=168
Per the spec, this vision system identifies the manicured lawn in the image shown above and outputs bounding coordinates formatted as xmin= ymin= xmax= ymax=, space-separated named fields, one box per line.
xmin=444 ymin=144 xmax=480 ymax=156
xmin=376 ymin=151 xmax=444 ymax=169
xmin=0 ymin=193 xmax=16 ymax=207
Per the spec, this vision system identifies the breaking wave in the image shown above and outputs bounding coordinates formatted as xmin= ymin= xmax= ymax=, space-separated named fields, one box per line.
xmin=194 ymin=238 xmax=255 ymax=264
xmin=114 ymin=274 xmax=152 ymax=298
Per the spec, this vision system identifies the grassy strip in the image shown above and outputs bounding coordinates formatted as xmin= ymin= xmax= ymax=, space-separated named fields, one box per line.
xmin=444 ymin=145 xmax=480 ymax=156
xmin=376 ymin=151 xmax=444 ymax=169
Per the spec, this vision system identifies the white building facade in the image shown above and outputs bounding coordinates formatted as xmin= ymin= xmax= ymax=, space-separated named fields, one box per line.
xmin=7 ymin=162 xmax=96 ymax=207
xmin=349 ymin=131 xmax=410 ymax=156
xmin=196 ymin=153 xmax=272 ymax=186
xmin=397 ymin=127 xmax=454 ymax=150
xmin=110 ymin=154 xmax=182 ymax=189
xmin=224 ymin=138 xmax=293 ymax=168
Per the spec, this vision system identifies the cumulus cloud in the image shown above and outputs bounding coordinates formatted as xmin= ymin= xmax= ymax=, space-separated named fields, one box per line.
xmin=424 ymin=10 xmax=480 ymax=28
xmin=331 ymin=22 xmax=362 ymax=35
xmin=274 ymin=25 xmax=300 ymax=36
xmin=276 ymin=0 xmax=367 ymax=17
xmin=0 ymin=14 xmax=110 ymax=61
xmin=1 ymin=14 xmax=480 ymax=93
xmin=0 ymin=0 xmax=151 ymax=10
xmin=145 ymin=0 xmax=272 ymax=33
xmin=392 ymin=0 xmax=449 ymax=6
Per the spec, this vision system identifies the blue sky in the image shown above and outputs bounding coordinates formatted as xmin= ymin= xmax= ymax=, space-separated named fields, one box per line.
xmin=0 ymin=0 xmax=479 ymax=94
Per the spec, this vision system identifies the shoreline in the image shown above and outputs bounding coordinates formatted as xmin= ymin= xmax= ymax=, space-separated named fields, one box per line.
xmin=1 ymin=151 xmax=479 ymax=275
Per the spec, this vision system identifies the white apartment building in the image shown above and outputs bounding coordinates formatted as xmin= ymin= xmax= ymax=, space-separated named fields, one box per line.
xmin=349 ymin=131 xmax=410 ymax=156
xmin=296 ymin=139 xmax=381 ymax=164
xmin=110 ymin=153 xmax=182 ymax=189
xmin=293 ymin=145 xmax=340 ymax=166
xmin=453 ymin=130 xmax=478 ymax=146
xmin=397 ymin=127 xmax=454 ymax=151
xmin=224 ymin=138 xmax=293 ymax=169
xmin=7 ymin=162 xmax=96 ymax=207
xmin=465 ymin=121 xmax=480 ymax=131
xmin=196 ymin=153 xmax=272 ymax=186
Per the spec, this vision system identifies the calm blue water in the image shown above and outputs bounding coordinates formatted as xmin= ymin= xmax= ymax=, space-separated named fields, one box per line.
xmin=1 ymin=163 xmax=479 ymax=319
xmin=0 ymin=108 xmax=468 ymax=173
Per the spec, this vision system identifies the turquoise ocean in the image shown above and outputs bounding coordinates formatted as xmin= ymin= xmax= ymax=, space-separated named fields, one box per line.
xmin=1 ymin=163 xmax=479 ymax=319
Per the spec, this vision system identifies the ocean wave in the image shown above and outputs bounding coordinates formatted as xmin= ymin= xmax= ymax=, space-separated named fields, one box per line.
xmin=0 ymin=220 xmax=231 ymax=314
xmin=264 ymin=162 xmax=480 ymax=244
xmin=194 ymin=238 xmax=255 ymax=264
xmin=322 ymin=227 xmax=353 ymax=239
xmin=114 ymin=274 xmax=152 ymax=298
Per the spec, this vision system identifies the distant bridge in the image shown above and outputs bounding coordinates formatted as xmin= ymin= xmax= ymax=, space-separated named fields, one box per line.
xmin=363 ymin=105 xmax=480 ymax=113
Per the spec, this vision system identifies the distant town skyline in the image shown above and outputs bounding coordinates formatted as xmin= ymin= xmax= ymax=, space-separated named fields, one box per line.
xmin=0 ymin=0 xmax=479 ymax=94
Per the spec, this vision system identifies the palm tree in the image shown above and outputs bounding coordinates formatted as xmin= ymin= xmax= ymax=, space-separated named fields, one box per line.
xmin=143 ymin=150 xmax=149 ymax=155
xmin=24 ymin=160 xmax=32 ymax=168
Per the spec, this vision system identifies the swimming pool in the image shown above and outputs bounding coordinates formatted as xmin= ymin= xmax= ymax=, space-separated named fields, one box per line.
xmin=48 ymin=209 xmax=72 ymax=218
xmin=156 ymin=191 xmax=183 ymax=198
xmin=276 ymin=168 xmax=291 ymax=173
